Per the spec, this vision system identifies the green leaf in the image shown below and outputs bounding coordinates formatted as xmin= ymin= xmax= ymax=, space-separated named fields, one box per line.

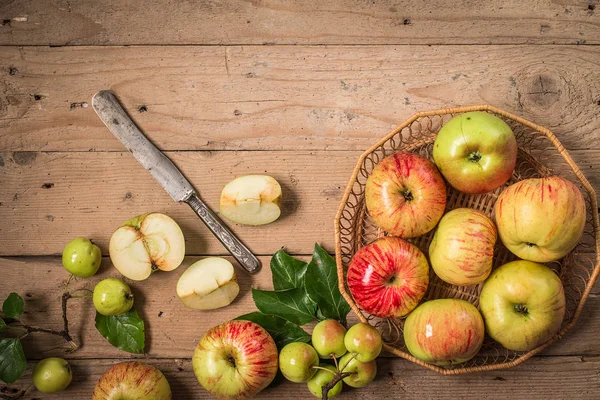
xmin=305 ymin=244 xmax=351 ymax=325
xmin=2 ymin=293 xmax=24 ymax=319
xmin=252 ymin=289 xmax=316 ymax=326
xmin=271 ymin=250 xmax=309 ymax=291
xmin=0 ymin=318 xmax=5 ymax=332
xmin=235 ymin=312 xmax=311 ymax=350
xmin=95 ymin=308 xmax=145 ymax=354
xmin=0 ymin=338 xmax=26 ymax=384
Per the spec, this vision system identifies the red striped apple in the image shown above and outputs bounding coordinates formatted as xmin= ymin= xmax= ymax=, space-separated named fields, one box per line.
xmin=193 ymin=320 xmax=278 ymax=399
xmin=365 ymin=152 xmax=446 ymax=238
xmin=479 ymin=260 xmax=566 ymax=351
xmin=92 ymin=362 xmax=171 ymax=400
xmin=433 ymin=111 xmax=517 ymax=194
xmin=404 ymin=299 xmax=484 ymax=366
xmin=494 ymin=176 xmax=586 ymax=262
xmin=429 ymin=208 xmax=497 ymax=286
xmin=347 ymin=237 xmax=429 ymax=318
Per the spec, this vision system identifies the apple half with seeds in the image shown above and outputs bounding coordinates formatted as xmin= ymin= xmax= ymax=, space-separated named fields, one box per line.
xmin=109 ymin=213 xmax=185 ymax=281
xmin=176 ymin=257 xmax=240 ymax=310
xmin=219 ymin=175 xmax=282 ymax=226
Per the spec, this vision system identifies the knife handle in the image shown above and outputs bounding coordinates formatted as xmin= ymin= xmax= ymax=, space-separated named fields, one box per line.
xmin=186 ymin=194 xmax=261 ymax=274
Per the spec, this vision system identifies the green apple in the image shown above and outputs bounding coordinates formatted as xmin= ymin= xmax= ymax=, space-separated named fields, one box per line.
xmin=193 ymin=320 xmax=278 ymax=398
xmin=220 ymin=175 xmax=282 ymax=226
xmin=92 ymin=361 xmax=171 ymax=400
xmin=176 ymin=257 xmax=239 ymax=310
xmin=479 ymin=260 xmax=566 ymax=351
xmin=339 ymin=353 xmax=377 ymax=388
xmin=494 ymin=176 xmax=586 ymax=262
xmin=403 ymin=299 xmax=485 ymax=365
xmin=307 ymin=364 xmax=343 ymax=398
xmin=62 ymin=237 xmax=102 ymax=278
xmin=311 ymin=319 xmax=347 ymax=359
xmin=32 ymin=357 xmax=72 ymax=394
xmin=109 ymin=212 xmax=185 ymax=281
xmin=433 ymin=111 xmax=517 ymax=194
xmin=279 ymin=342 xmax=319 ymax=383
xmin=344 ymin=323 xmax=382 ymax=362
xmin=429 ymin=208 xmax=497 ymax=286
xmin=93 ymin=278 xmax=134 ymax=316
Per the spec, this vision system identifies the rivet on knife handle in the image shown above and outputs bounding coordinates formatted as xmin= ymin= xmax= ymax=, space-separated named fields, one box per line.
xmin=186 ymin=194 xmax=260 ymax=273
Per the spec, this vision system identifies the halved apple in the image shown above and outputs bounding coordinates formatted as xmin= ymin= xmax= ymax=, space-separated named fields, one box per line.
xmin=176 ymin=257 xmax=240 ymax=310
xmin=219 ymin=175 xmax=282 ymax=226
xmin=109 ymin=213 xmax=185 ymax=281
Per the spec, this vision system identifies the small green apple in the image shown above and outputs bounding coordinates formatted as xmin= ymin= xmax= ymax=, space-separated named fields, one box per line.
xmin=339 ymin=353 xmax=377 ymax=388
xmin=344 ymin=323 xmax=382 ymax=362
xmin=62 ymin=237 xmax=101 ymax=278
xmin=279 ymin=342 xmax=319 ymax=383
xmin=311 ymin=319 xmax=347 ymax=359
xmin=32 ymin=357 xmax=72 ymax=394
xmin=307 ymin=364 xmax=342 ymax=398
xmin=93 ymin=278 xmax=134 ymax=316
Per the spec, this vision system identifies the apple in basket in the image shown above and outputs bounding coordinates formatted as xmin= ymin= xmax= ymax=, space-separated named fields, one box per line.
xmin=494 ymin=176 xmax=586 ymax=262
xmin=347 ymin=237 xmax=429 ymax=318
xmin=479 ymin=260 xmax=566 ymax=351
xmin=365 ymin=152 xmax=446 ymax=238
xmin=432 ymin=111 xmax=517 ymax=194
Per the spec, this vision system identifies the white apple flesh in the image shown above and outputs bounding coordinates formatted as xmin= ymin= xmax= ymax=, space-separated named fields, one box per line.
xmin=176 ymin=257 xmax=240 ymax=310
xmin=109 ymin=213 xmax=185 ymax=281
xmin=219 ymin=175 xmax=282 ymax=226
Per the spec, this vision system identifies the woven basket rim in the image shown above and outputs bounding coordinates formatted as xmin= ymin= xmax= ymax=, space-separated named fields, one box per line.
xmin=334 ymin=104 xmax=600 ymax=375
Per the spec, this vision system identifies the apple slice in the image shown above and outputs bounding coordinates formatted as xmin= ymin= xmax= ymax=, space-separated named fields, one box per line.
xmin=109 ymin=213 xmax=185 ymax=281
xmin=176 ymin=257 xmax=240 ymax=310
xmin=219 ymin=175 xmax=282 ymax=226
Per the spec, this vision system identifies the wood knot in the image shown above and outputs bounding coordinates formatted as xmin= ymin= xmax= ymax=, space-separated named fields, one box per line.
xmin=526 ymin=75 xmax=561 ymax=107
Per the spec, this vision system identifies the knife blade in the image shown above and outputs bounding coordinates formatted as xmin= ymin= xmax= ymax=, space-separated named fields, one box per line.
xmin=92 ymin=90 xmax=260 ymax=274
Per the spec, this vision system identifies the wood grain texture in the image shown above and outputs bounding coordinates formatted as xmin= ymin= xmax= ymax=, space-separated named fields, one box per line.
xmin=0 ymin=150 xmax=597 ymax=256
xmin=5 ymin=355 xmax=600 ymax=399
xmin=0 ymin=255 xmax=598 ymax=361
xmin=0 ymin=0 xmax=599 ymax=46
xmin=1 ymin=46 xmax=599 ymax=152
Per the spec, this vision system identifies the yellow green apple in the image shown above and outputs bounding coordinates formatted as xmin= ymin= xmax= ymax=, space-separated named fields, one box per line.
xmin=311 ymin=319 xmax=347 ymax=359
xmin=344 ymin=323 xmax=382 ymax=363
xmin=279 ymin=342 xmax=319 ymax=383
xmin=32 ymin=358 xmax=72 ymax=394
xmin=62 ymin=237 xmax=102 ymax=278
xmin=92 ymin=278 xmax=134 ymax=316
xmin=307 ymin=364 xmax=342 ymax=398
xmin=339 ymin=353 xmax=377 ymax=388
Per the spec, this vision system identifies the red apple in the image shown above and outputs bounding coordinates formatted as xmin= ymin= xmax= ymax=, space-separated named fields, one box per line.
xmin=347 ymin=237 xmax=429 ymax=318
xmin=433 ymin=111 xmax=517 ymax=194
xmin=494 ymin=176 xmax=586 ymax=262
xmin=403 ymin=299 xmax=484 ymax=366
xmin=192 ymin=320 xmax=278 ymax=399
xmin=92 ymin=362 xmax=172 ymax=400
xmin=428 ymin=208 xmax=497 ymax=286
xmin=365 ymin=152 xmax=446 ymax=238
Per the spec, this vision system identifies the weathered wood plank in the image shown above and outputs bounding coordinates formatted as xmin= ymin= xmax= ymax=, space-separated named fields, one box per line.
xmin=0 ymin=256 xmax=598 ymax=360
xmin=0 ymin=150 xmax=597 ymax=257
xmin=3 ymin=356 xmax=600 ymax=399
xmin=1 ymin=46 xmax=599 ymax=152
xmin=0 ymin=0 xmax=599 ymax=46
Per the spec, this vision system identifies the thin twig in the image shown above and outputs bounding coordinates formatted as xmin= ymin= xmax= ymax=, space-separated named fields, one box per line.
xmin=321 ymin=372 xmax=353 ymax=400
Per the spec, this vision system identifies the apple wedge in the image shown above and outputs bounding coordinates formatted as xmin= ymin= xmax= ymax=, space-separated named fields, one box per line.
xmin=219 ymin=175 xmax=282 ymax=226
xmin=109 ymin=213 xmax=185 ymax=281
xmin=176 ymin=257 xmax=240 ymax=310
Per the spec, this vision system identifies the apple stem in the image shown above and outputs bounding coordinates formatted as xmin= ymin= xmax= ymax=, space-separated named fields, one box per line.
xmin=311 ymin=365 xmax=337 ymax=376
xmin=321 ymin=371 xmax=353 ymax=400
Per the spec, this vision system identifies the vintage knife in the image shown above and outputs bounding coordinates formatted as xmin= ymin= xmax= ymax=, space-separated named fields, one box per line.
xmin=92 ymin=90 xmax=260 ymax=273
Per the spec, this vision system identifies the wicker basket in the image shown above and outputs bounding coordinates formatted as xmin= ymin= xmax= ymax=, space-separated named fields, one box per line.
xmin=334 ymin=105 xmax=600 ymax=375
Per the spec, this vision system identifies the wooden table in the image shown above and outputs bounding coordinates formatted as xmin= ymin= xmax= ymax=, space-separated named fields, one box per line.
xmin=1 ymin=1 xmax=599 ymax=398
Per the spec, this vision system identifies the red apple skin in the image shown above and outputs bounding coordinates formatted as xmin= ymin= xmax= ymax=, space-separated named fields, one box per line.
xmin=347 ymin=237 xmax=429 ymax=318
xmin=428 ymin=208 xmax=497 ymax=286
xmin=494 ymin=176 xmax=586 ymax=262
xmin=365 ymin=152 xmax=447 ymax=238
xmin=92 ymin=362 xmax=172 ymax=400
xmin=403 ymin=299 xmax=485 ymax=366
xmin=193 ymin=320 xmax=278 ymax=399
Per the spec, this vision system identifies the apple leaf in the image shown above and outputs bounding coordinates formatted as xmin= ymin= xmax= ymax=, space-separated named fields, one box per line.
xmin=2 ymin=293 xmax=24 ymax=320
xmin=95 ymin=308 xmax=145 ymax=354
xmin=252 ymin=289 xmax=316 ymax=326
xmin=0 ymin=338 xmax=26 ymax=384
xmin=304 ymin=244 xmax=351 ymax=325
xmin=270 ymin=250 xmax=309 ymax=291
xmin=235 ymin=312 xmax=311 ymax=350
xmin=0 ymin=318 xmax=5 ymax=332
